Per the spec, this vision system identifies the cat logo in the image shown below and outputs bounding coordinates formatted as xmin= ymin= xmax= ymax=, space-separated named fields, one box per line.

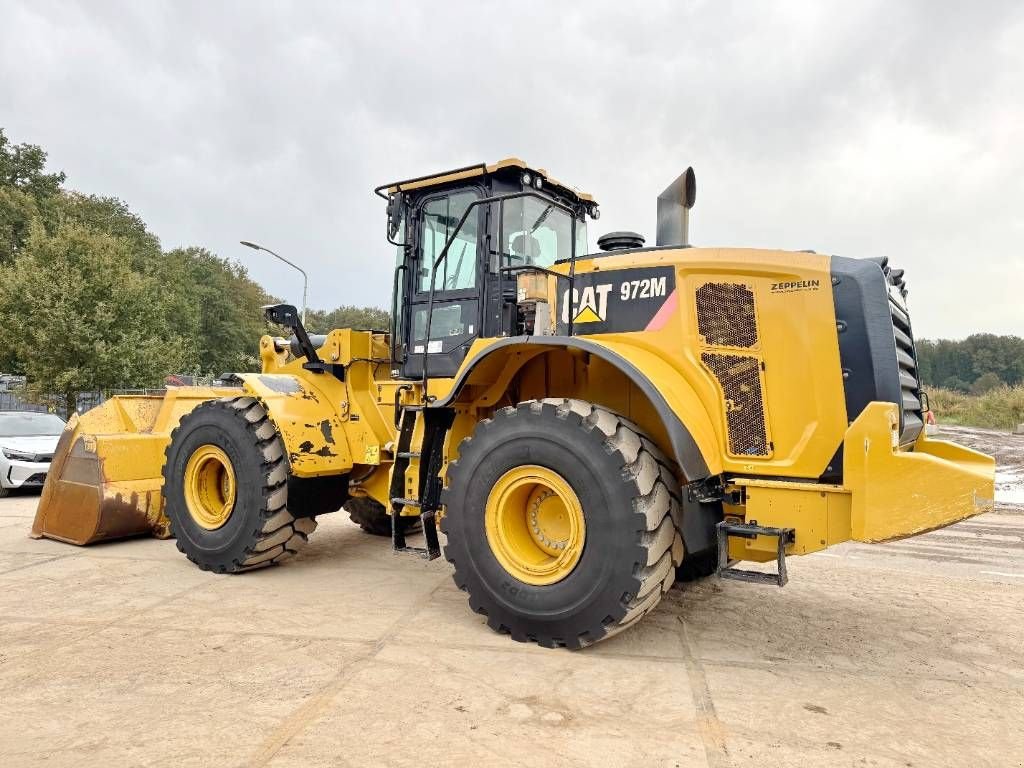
xmin=562 ymin=284 xmax=613 ymax=324
xmin=555 ymin=266 xmax=676 ymax=335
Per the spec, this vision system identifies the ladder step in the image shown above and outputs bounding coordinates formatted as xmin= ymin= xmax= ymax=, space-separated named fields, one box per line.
xmin=716 ymin=521 xmax=795 ymax=587
xmin=393 ymin=545 xmax=441 ymax=561
xmin=391 ymin=497 xmax=421 ymax=508
xmin=396 ymin=451 xmax=421 ymax=459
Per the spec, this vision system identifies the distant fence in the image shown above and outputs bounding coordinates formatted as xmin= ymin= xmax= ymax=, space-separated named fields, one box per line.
xmin=0 ymin=389 xmax=166 ymax=420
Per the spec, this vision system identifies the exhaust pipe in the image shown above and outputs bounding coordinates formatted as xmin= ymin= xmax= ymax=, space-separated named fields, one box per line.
xmin=656 ymin=167 xmax=697 ymax=247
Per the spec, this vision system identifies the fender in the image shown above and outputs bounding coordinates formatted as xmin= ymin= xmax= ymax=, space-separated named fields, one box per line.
xmin=434 ymin=336 xmax=719 ymax=481
xmin=235 ymin=372 xmax=354 ymax=477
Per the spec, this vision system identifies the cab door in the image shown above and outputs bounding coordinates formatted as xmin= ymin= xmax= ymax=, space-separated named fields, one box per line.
xmin=401 ymin=189 xmax=484 ymax=379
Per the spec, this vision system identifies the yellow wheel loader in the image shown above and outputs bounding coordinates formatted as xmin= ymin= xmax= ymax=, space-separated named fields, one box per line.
xmin=32 ymin=159 xmax=995 ymax=648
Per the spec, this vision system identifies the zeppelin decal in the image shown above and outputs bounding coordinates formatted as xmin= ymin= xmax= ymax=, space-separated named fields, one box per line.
xmin=770 ymin=279 xmax=820 ymax=293
xmin=556 ymin=266 xmax=677 ymax=335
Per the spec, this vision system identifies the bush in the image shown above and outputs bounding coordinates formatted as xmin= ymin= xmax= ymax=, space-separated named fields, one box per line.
xmin=970 ymin=372 xmax=1003 ymax=395
xmin=927 ymin=385 xmax=1024 ymax=430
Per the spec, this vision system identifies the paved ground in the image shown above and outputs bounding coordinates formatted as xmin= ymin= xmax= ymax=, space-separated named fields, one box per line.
xmin=0 ymin=426 xmax=1022 ymax=767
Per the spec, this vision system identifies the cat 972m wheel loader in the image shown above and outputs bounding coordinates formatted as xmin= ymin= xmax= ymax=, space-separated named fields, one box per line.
xmin=32 ymin=159 xmax=995 ymax=649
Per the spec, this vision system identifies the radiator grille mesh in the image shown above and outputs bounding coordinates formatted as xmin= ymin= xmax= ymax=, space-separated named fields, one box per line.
xmin=696 ymin=283 xmax=758 ymax=348
xmin=701 ymin=353 xmax=770 ymax=457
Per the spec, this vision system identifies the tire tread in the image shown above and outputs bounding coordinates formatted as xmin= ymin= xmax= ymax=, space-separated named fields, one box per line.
xmin=163 ymin=396 xmax=315 ymax=573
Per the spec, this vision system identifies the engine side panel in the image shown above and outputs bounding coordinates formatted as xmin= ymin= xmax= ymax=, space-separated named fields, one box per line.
xmin=554 ymin=248 xmax=850 ymax=480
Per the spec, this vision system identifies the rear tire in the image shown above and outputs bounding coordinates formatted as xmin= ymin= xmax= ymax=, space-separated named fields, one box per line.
xmin=344 ymin=496 xmax=419 ymax=537
xmin=162 ymin=396 xmax=316 ymax=573
xmin=441 ymin=398 xmax=684 ymax=649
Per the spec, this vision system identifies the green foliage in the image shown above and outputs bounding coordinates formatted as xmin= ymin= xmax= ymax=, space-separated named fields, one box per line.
xmin=0 ymin=127 xmax=284 ymax=394
xmin=306 ymin=305 xmax=391 ymax=333
xmin=0 ymin=128 xmax=65 ymax=202
xmin=917 ymin=334 xmax=1024 ymax=391
xmin=0 ymin=186 xmax=41 ymax=265
xmin=928 ymin=385 xmax=1024 ymax=431
xmin=160 ymin=247 xmax=277 ymax=375
xmin=0 ymin=128 xmax=65 ymax=264
xmin=970 ymin=371 xmax=1003 ymax=396
xmin=0 ymin=221 xmax=189 ymax=412
xmin=55 ymin=192 xmax=161 ymax=268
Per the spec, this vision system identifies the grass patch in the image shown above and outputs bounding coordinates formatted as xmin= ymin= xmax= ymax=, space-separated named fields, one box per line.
xmin=927 ymin=385 xmax=1024 ymax=431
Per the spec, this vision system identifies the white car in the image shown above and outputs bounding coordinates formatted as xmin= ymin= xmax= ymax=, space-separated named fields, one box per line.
xmin=0 ymin=412 xmax=67 ymax=497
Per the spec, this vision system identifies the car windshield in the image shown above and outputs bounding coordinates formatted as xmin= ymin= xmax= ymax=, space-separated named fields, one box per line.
xmin=0 ymin=412 xmax=67 ymax=437
xmin=502 ymin=197 xmax=588 ymax=269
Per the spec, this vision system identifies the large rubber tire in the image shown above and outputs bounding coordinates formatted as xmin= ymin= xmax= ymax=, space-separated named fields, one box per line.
xmin=344 ymin=496 xmax=419 ymax=537
xmin=0 ymin=485 xmax=10 ymax=498
xmin=162 ymin=396 xmax=316 ymax=573
xmin=441 ymin=398 xmax=684 ymax=649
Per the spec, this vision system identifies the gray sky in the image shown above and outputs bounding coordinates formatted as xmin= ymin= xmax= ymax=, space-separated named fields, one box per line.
xmin=2 ymin=0 xmax=1021 ymax=339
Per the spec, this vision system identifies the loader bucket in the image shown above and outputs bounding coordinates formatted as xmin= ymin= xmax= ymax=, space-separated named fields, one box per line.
xmin=31 ymin=388 xmax=238 ymax=545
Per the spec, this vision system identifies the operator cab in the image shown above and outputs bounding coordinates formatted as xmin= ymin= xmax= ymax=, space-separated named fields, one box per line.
xmin=377 ymin=159 xmax=597 ymax=379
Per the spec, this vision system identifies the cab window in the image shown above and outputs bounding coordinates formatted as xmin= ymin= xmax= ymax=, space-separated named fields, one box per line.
xmin=502 ymin=197 xmax=587 ymax=268
xmin=419 ymin=191 xmax=478 ymax=292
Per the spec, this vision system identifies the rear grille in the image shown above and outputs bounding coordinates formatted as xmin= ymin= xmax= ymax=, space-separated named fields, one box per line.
xmin=696 ymin=283 xmax=758 ymax=348
xmin=700 ymin=353 xmax=770 ymax=457
xmin=871 ymin=257 xmax=924 ymax=445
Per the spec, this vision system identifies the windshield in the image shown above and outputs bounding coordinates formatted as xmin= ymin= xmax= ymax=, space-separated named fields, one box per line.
xmin=502 ymin=197 xmax=587 ymax=268
xmin=0 ymin=412 xmax=67 ymax=437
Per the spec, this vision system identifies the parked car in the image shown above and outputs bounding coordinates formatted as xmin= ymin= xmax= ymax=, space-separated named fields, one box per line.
xmin=0 ymin=412 xmax=67 ymax=497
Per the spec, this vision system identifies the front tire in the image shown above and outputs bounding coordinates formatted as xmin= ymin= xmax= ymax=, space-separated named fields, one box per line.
xmin=162 ymin=396 xmax=316 ymax=573
xmin=441 ymin=398 xmax=683 ymax=649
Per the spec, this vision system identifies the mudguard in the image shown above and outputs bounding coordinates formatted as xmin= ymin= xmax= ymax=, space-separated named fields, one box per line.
xmin=234 ymin=373 xmax=355 ymax=477
xmin=437 ymin=335 xmax=722 ymax=481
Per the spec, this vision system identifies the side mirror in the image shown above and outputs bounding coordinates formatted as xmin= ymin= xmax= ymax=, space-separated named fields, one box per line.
xmin=387 ymin=192 xmax=404 ymax=240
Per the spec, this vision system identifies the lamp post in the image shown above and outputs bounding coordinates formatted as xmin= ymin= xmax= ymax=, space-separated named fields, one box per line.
xmin=239 ymin=240 xmax=308 ymax=325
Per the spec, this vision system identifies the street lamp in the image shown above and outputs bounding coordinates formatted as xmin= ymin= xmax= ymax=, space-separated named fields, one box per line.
xmin=239 ymin=240 xmax=308 ymax=325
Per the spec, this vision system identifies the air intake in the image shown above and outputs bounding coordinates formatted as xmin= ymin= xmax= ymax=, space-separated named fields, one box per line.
xmin=597 ymin=231 xmax=645 ymax=251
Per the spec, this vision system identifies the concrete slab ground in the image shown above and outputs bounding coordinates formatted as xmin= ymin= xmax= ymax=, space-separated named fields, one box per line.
xmin=1 ymin=426 xmax=1022 ymax=767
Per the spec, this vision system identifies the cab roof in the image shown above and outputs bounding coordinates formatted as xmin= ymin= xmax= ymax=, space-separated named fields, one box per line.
xmin=377 ymin=157 xmax=595 ymax=204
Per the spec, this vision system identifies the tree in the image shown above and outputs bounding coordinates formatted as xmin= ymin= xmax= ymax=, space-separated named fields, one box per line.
xmin=306 ymin=305 xmax=391 ymax=334
xmin=160 ymin=247 xmax=278 ymax=375
xmin=918 ymin=334 xmax=1024 ymax=390
xmin=55 ymin=192 xmax=161 ymax=269
xmin=970 ymin=372 xmax=1003 ymax=395
xmin=0 ymin=221 xmax=188 ymax=414
xmin=0 ymin=186 xmax=40 ymax=265
xmin=0 ymin=128 xmax=65 ymax=264
xmin=0 ymin=128 xmax=65 ymax=201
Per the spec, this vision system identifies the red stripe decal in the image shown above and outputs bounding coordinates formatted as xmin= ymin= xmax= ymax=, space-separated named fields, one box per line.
xmin=644 ymin=289 xmax=679 ymax=331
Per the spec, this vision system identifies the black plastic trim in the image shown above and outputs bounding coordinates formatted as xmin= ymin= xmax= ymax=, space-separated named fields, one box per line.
xmin=430 ymin=336 xmax=712 ymax=481
xmin=830 ymin=255 xmax=903 ymax=432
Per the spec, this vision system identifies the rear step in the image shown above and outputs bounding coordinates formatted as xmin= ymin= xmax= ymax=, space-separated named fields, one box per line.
xmin=390 ymin=498 xmax=441 ymax=561
xmin=716 ymin=521 xmax=795 ymax=587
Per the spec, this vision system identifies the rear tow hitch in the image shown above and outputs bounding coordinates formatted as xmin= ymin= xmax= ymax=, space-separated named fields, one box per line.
xmin=716 ymin=521 xmax=795 ymax=587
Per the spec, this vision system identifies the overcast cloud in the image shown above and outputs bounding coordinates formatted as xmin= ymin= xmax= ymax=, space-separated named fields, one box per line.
xmin=1 ymin=0 xmax=1021 ymax=338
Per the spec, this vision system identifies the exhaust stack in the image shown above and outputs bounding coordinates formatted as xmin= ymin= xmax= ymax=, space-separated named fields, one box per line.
xmin=656 ymin=167 xmax=697 ymax=247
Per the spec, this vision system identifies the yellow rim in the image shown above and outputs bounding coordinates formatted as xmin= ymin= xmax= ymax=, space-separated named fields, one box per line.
xmin=183 ymin=444 xmax=237 ymax=530
xmin=485 ymin=465 xmax=585 ymax=586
